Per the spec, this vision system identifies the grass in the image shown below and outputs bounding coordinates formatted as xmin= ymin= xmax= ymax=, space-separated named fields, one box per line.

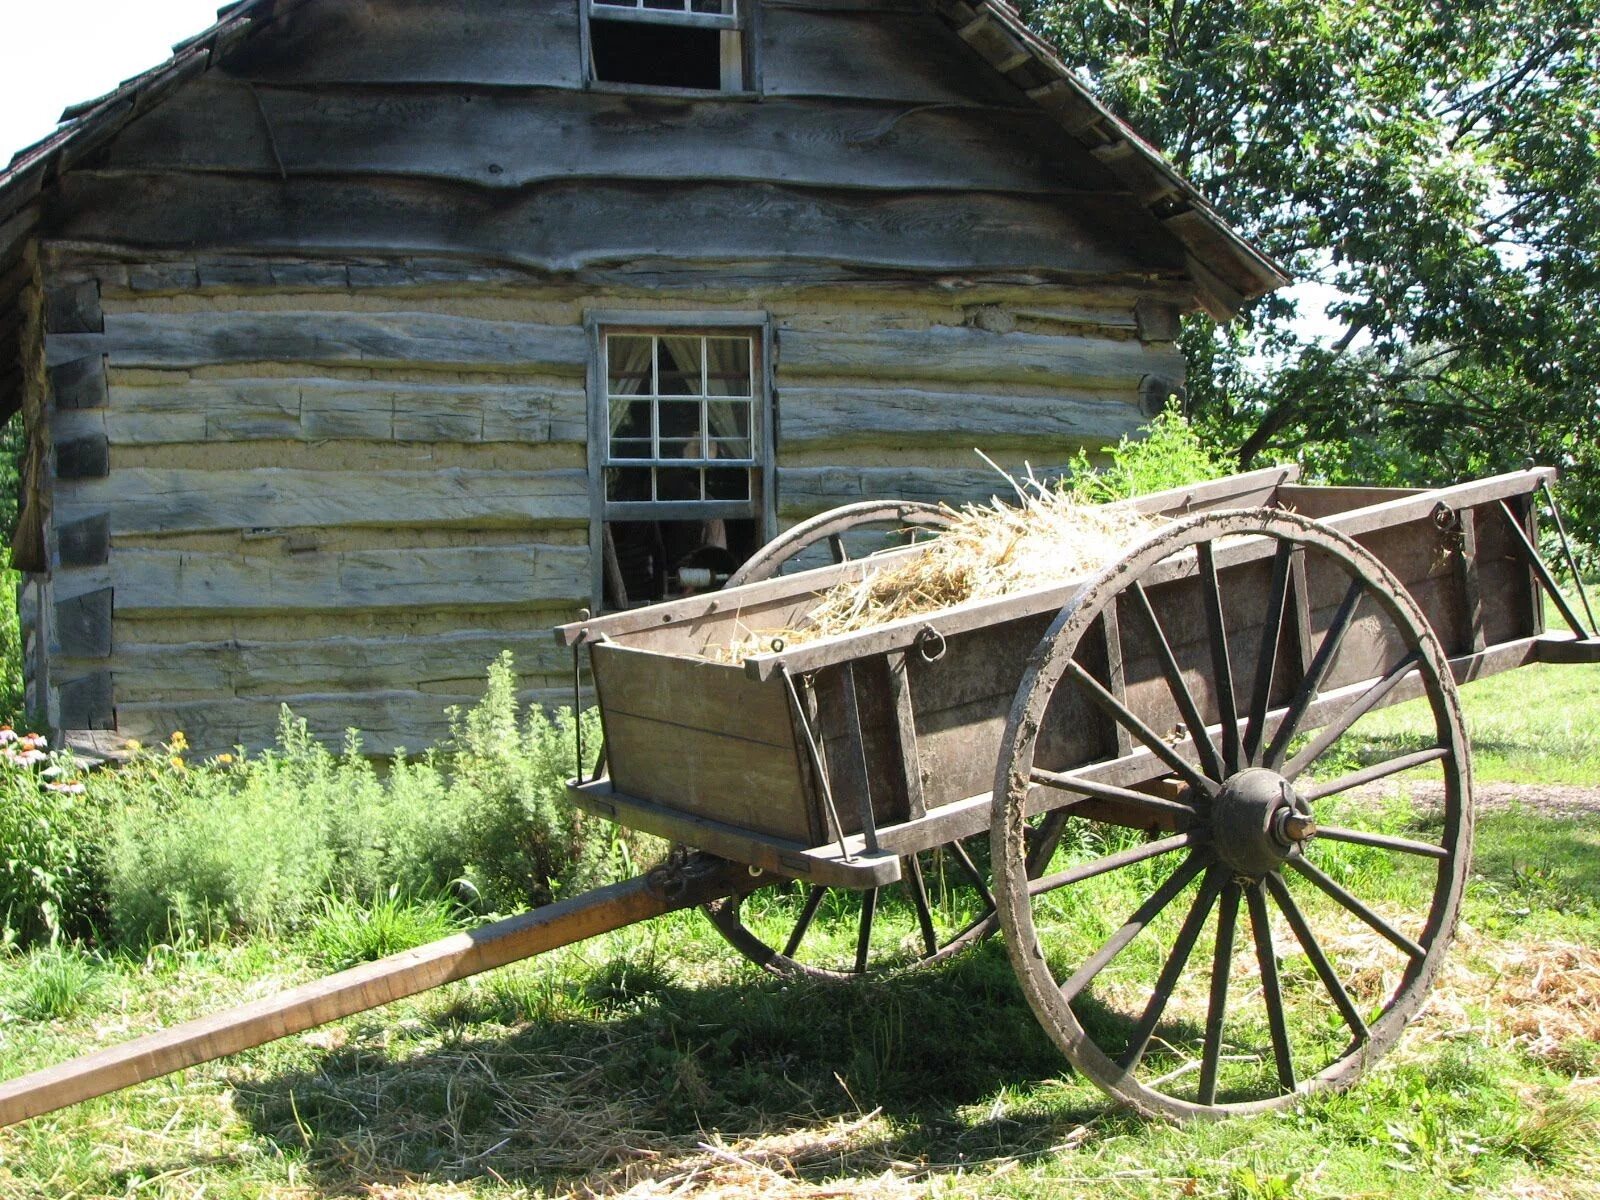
xmin=0 ymin=585 xmax=1594 ymax=1196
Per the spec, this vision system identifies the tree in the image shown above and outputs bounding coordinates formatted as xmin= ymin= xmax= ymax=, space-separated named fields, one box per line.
xmin=1023 ymin=0 xmax=1600 ymax=547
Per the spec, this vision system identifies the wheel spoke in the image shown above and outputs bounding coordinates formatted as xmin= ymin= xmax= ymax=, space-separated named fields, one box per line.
xmin=1030 ymin=770 xmax=1198 ymax=824
xmin=1197 ymin=541 xmax=1241 ymax=775
xmin=853 ymin=888 xmax=879 ymax=975
xmin=903 ymin=855 xmax=940 ymax=958
xmin=1243 ymin=541 xmax=1295 ymax=767
xmin=1118 ymin=867 xmax=1225 ymax=1073
xmin=1263 ymin=872 xmax=1370 ymax=1043
xmin=1064 ymin=662 xmax=1218 ymax=797
xmin=782 ymin=885 xmax=827 ymax=959
xmin=1247 ymin=882 xmax=1296 ymax=1094
xmin=1264 ymin=577 xmax=1365 ymax=770
xmin=1129 ymin=581 xmax=1227 ymax=782
xmin=1281 ymin=652 xmax=1424 ymax=781
xmin=1026 ymin=809 xmax=1070 ymax=877
xmin=1029 ymin=832 xmax=1200 ymax=897
xmin=1060 ymin=855 xmax=1206 ymax=1002
xmin=1288 ymin=857 xmax=1426 ymax=960
xmin=1315 ymin=825 xmax=1450 ymax=860
xmin=1197 ymin=881 xmax=1242 ymax=1105
xmin=946 ymin=838 xmax=996 ymax=913
xmin=1298 ymin=747 xmax=1449 ymax=803
xmin=828 ymin=533 xmax=848 ymax=564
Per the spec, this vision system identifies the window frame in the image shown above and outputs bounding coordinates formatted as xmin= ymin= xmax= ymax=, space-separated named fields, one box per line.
xmin=584 ymin=310 xmax=775 ymax=610
xmin=579 ymin=0 xmax=762 ymax=95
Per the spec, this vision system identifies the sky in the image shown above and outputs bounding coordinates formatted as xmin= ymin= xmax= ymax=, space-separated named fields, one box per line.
xmin=0 ymin=1 xmax=226 ymax=165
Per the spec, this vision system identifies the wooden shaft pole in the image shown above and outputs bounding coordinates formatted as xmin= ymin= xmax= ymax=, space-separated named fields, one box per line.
xmin=0 ymin=862 xmax=751 ymax=1129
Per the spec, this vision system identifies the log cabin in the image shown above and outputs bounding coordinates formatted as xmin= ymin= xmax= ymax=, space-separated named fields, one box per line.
xmin=0 ymin=0 xmax=1286 ymax=756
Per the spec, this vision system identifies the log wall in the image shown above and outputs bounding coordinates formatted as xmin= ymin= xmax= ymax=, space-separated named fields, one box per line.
xmin=25 ymin=0 xmax=1197 ymax=755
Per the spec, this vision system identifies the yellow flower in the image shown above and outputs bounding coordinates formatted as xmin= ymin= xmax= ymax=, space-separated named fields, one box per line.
xmin=124 ymin=739 xmax=142 ymax=752
xmin=169 ymin=755 xmax=187 ymax=772
xmin=169 ymin=731 xmax=189 ymax=752
xmin=215 ymin=753 xmax=234 ymax=765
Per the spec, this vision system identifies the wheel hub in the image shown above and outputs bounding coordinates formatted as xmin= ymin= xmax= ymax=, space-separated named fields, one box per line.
xmin=1210 ymin=767 xmax=1316 ymax=877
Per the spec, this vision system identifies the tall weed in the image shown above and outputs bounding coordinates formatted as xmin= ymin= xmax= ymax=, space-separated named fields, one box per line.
xmin=0 ymin=734 xmax=104 ymax=947
xmin=1067 ymin=403 xmax=1227 ymax=502
xmin=99 ymin=656 xmax=629 ymax=947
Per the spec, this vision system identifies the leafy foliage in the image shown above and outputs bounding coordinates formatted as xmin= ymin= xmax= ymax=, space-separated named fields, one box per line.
xmin=1025 ymin=0 xmax=1600 ymax=544
xmin=0 ymin=735 xmax=105 ymax=948
xmin=1066 ymin=402 xmax=1227 ymax=502
xmin=98 ymin=655 xmax=631 ymax=947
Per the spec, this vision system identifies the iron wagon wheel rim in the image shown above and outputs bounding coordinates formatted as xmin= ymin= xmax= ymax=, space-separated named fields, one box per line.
xmin=990 ymin=507 xmax=1473 ymax=1119
xmin=710 ymin=498 xmax=996 ymax=981
xmin=724 ymin=500 xmax=956 ymax=587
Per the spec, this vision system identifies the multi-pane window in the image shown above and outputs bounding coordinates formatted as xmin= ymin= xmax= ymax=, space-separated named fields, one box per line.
xmin=586 ymin=0 xmax=747 ymax=92
xmin=604 ymin=333 xmax=756 ymax=505
xmin=595 ymin=327 xmax=767 ymax=609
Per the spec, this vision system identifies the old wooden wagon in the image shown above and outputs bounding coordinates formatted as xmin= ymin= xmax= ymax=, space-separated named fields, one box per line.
xmin=0 ymin=464 xmax=1595 ymax=1127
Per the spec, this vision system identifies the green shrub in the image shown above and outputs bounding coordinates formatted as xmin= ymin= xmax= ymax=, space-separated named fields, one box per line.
xmin=6 ymin=945 xmax=101 ymax=1020
xmin=1067 ymin=403 xmax=1227 ymax=502
xmin=99 ymin=655 xmax=632 ymax=948
xmin=307 ymin=886 xmax=465 ymax=970
xmin=0 ymin=735 xmax=105 ymax=948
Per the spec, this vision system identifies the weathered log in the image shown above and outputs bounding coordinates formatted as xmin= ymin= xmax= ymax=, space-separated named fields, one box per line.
xmin=109 ymin=543 xmax=589 ymax=615
xmin=52 ymin=174 xmax=1182 ymax=280
xmin=55 ymin=467 xmax=590 ymax=534
xmin=776 ymin=384 xmax=1144 ymax=446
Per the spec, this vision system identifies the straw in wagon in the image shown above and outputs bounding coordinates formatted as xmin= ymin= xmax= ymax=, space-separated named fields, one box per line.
xmin=715 ymin=464 xmax=1161 ymax=659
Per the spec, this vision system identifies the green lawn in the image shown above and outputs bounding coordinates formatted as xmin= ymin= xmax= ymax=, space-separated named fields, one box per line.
xmin=0 ymin=614 xmax=1595 ymax=1197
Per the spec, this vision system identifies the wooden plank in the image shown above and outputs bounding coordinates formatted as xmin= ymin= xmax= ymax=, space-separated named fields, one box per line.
xmin=56 ymin=378 xmax=584 ymax=446
xmin=49 ymin=353 xmax=108 ymax=411
xmin=0 ymin=863 xmax=754 ymax=1131
xmin=107 ymin=80 xmax=1121 ymax=196
xmin=48 ymin=310 xmax=589 ymax=373
xmin=760 ymin=5 xmax=1020 ymax=103
xmin=56 ymin=514 xmax=110 ymax=567
xmin=1456 ymin=507 xmax=1486 ymax=654
xmin=110 ymin=544 xmax=589 ymax=615
xmin=775 ymin=384 xmax=1145 ymax=447
xmin=84 ymin=629 xmax=574 ymax=702
xmin=778 ymin=325 xmax=1187 ymax=389
xmin=53 ymin=588 xmax=113 ymax=658
xmin=54 ymin=173 xmax=1182 ymax=280
xmin=57 ymin=671 xmax=114 ymax=730
xmin=115 ymin=686 xmax=573 ymax=756
xmin=54 ymin=435 xmax=109 ymax=479
xmin=56 ymin=467 xmax=590 ymax=535
xmin=221 ymin=0 xmax=586 ymax=86
xmin=43 ymin=280 xmax=101 ymax=335
xmin=589 ymin=643 xmax=793 ymax=748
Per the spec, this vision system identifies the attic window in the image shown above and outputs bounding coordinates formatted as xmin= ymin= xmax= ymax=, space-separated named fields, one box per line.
xmin=587 ymin=0 xmax=746 ymax=92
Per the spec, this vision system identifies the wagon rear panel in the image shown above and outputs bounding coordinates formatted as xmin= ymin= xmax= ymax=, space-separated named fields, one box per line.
xmin=590 ymin=644 xmax=820 ymax=843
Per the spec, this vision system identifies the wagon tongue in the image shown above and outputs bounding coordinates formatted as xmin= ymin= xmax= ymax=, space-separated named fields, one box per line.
xmin=1210 ymin=767 xmax=1316 ymax=877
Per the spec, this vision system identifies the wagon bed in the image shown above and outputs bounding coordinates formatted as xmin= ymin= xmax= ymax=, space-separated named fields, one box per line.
xmin=560 ymin=465 xmax=1593 ymax=885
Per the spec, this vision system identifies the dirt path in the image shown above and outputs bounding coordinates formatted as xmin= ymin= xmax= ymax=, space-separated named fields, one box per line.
xmin=1353 ymin=780 xmax=1600 ymax=819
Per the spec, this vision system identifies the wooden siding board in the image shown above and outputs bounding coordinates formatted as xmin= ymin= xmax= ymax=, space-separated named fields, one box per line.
xmin=83 ymin=629 xmax=572 ymax=701
xmin=57 ymin=379 xmax=583 ymax=445
xmin=55 ymin=468 xmax=590 ymax=535
xmin=776 ymin=465 xmax=1070 ymax=517
xmin=108 ymin=80 xmax=1124 ymax=196
xmin=220 ymin=0 xmax=587 ymax=88
xmin=778 ymin=325 xmax=1187 ymax=388
xmin=777 ymin=384 xmax=1145 ymax=446
xmin=110 ymin=543 xmax=589 ymax=615
xmin=47 ymin=310 xmax=590 ymax=373
xmin=51 ymin=174 xmax=1184 ymax=280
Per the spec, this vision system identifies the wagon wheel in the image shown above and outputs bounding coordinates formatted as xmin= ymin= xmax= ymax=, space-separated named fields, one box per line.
xmin=709 ymin=500 xmax=999 ymax=980
xmin=724 ymin=499 xmax=955 ymax=587
xmin=993 ymin=508 xmax=1472 ymax=1118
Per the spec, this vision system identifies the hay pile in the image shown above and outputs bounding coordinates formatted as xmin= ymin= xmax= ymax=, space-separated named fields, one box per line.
xmin=715 ymin=469 xmax=1160 ymax=661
